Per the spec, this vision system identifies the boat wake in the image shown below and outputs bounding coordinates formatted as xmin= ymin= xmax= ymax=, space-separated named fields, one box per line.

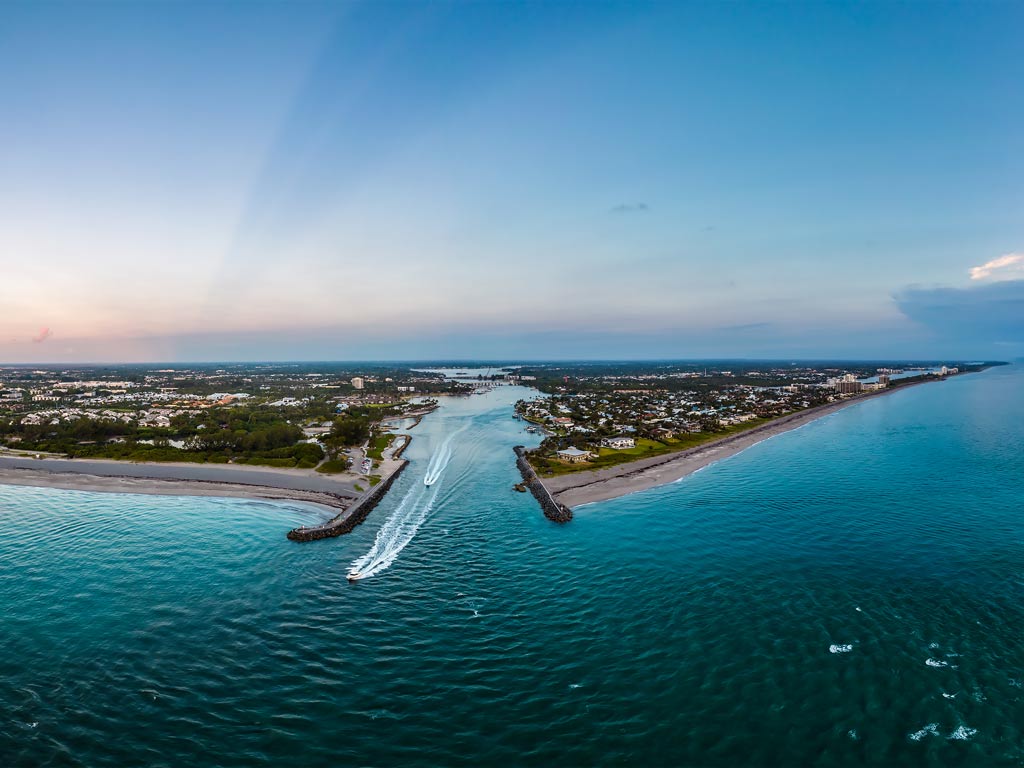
xmin=348 ymin=425 xmax=467 ymax=581
xmin=347 ymin=483 xmax=440 ymax=580
xmin=423 ymin=424 xmax=468 ymax=486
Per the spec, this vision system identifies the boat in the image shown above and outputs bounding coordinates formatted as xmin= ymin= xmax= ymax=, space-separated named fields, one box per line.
xmin=347 ymin=571 xmax=364 ymax=582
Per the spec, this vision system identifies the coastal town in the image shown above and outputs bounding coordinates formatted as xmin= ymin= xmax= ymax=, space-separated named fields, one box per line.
xmin=0 ymin=364 xmax=488 ymax=535
xmin=0 ymin=360 xmax=989 ymax=530
xmin=0 ymin=364 xmax=472 ymax=471
xmin=513 ymin=361 xmax=971 ymax=478
xmin=0 ymin=361 xmax=977 ymax=475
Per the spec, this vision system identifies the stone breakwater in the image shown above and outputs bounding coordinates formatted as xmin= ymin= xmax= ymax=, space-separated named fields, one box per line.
xmin=513 ymin=446 xmax=572 ymax=523
xmin=391 ymin=434 xmax=411 ymax=460
xmin=287 ymin=460 xmax=409 ymax=541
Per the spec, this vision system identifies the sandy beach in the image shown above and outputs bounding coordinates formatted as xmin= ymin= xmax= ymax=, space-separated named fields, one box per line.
xmin=0 ymin=455 xmax=406 ymax=512
xmin=540 ymin=380 xmax=935 ymax=509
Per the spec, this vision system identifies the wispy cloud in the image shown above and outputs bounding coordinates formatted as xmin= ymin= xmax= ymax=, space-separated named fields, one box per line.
xmin=610 ymin=202 xmax=650 ymax=214
xmin=717 ymin=321 xmax=772 ymax=332
xmin=969 ymin=252 xmax=1024 ymax=281
xmin=32 ymin=327 xmax=53 ymax=343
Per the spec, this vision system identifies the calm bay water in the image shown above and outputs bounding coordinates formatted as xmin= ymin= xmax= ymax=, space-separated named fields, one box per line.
xmin=1 ymin=368 xmax=1022 ymax=766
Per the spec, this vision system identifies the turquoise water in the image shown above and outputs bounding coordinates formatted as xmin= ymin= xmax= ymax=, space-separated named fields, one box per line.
xmin=1 ymin=369 xmax=1022 ymax=766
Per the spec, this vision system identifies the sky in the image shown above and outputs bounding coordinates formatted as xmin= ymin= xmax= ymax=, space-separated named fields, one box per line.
xmin=1 ymin=0 xmax=1021 ymax=363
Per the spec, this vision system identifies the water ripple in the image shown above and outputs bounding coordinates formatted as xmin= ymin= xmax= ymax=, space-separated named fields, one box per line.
xmin=1 ymin=372 xmax=1023 ymax=765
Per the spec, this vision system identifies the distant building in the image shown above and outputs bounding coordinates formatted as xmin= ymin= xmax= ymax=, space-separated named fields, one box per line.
xmin=602 ymin=436 xmax=636 ymax=449
xmin=351 ymin=377 xmax=365 ymax=390
xmin=877 ymin=374 xmax=890 ymax=387
xmin=556 ymin=447 xmax=591 ymax=463
xmin=835 ymin=381 xmax=863 ymax=394
xmin=139 ymin=412 xmax=171 ymax=428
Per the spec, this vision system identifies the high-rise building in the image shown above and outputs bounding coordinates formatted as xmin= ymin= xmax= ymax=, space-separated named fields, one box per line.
xmin=351 ymin=377 xmax=365 ymax=390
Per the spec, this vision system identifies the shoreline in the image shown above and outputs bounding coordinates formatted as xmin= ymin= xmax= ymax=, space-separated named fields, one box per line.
xmin=0 ymin=426 xmax=421 ymax=536
xmin=537 ymin=377 xmax=951 ymax=510
xmin=0 ymin=453 xmax=408 ymax=515
xmin=0 ymin=463 xmax=361 ymax=513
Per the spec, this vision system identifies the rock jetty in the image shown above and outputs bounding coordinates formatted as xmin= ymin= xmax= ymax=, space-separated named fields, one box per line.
xmin=513 ymin=445 xmax=572 ymax=523
xmin=287 ymin=460 xmax=408 ymax=541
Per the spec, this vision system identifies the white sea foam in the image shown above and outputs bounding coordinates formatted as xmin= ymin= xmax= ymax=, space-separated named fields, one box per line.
xmin=948 ymin=725 xmax=977 ymax=741
xmin=847 ymin=729 xmax=858 ymax=740
xmin=942 ymin=692 xmax=957 ymax=699
xmin=908 ymin=723 xmax=939 ymax=741
xmin=926 ymin=658 xmax=949 ymax=668
xmin=830 ymin=644 xmax=853 ymax=653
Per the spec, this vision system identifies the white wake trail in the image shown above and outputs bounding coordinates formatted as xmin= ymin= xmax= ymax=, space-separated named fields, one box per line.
xmin=348 ymin=484 xmax=423 ymax=577
xmin=348 ymin=424 xmax=468 ymax=581
xmin=350 ymin=481 xmax=442 ymax=579
xmin=423 ymin=423 xmax=469 ymax=485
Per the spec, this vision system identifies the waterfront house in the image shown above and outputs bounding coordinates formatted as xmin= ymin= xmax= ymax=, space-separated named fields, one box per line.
xmin=556 ymin=447 xmax=591 ymax=463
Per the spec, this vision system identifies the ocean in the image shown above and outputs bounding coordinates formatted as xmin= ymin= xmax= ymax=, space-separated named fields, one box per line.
xmin=1 ymin=366 xmax=1021 ymax=766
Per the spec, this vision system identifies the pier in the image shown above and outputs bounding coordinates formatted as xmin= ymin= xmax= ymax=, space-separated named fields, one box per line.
xmin=287 ymin=460 xmax=409 ymax=541
xmin=513 ymin=445 xmax=572 ymax=523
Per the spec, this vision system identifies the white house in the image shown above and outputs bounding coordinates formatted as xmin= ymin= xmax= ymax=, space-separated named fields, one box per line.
xmin=602 ymin=436 xmax=636 ymax=450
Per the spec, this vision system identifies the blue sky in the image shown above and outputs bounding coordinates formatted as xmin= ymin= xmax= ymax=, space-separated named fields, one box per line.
xmin=1 ymin=1 xmax=1021 ymax=362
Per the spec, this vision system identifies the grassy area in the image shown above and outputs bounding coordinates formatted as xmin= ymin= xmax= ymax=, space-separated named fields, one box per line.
xmin=365 ymin=433 xmax=392 ymax=460
xmin=316 ymin=459 xmax=349 ymax=474
xmin=354 ymin=483 xmax=365 ymax=493
xmin=368 ymin=474 xmax=382 ymax=487
xmin=235 ymin=456 xmax=299 ymax=469
xmin=533 ymin=418 xmax=772 ymax=477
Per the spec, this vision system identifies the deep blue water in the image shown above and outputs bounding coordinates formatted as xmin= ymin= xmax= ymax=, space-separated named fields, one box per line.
xmin=1 ymin=368 xmax=1022 ymax=766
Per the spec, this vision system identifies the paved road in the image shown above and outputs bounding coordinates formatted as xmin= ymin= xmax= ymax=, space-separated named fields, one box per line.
xmin=0 ymin=456 xmax=361 ymax=497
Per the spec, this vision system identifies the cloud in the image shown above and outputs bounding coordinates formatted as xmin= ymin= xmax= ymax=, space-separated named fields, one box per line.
xmin=895 ymin=280 xmax=1024 ymax=349
xmin=609 ymin=202 xmax=650 ymax=214
xmin=717 ymin=322 xmax=773 ymax=333
xmin=969 ymin=252 xmax=1024 ymax=281
xmin=32 ymin=327 xmax=53 ymax=343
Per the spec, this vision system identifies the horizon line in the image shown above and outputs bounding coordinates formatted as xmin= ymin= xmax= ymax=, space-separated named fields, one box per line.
xmin=0 ymin=357 xmax=1009 ymax=367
